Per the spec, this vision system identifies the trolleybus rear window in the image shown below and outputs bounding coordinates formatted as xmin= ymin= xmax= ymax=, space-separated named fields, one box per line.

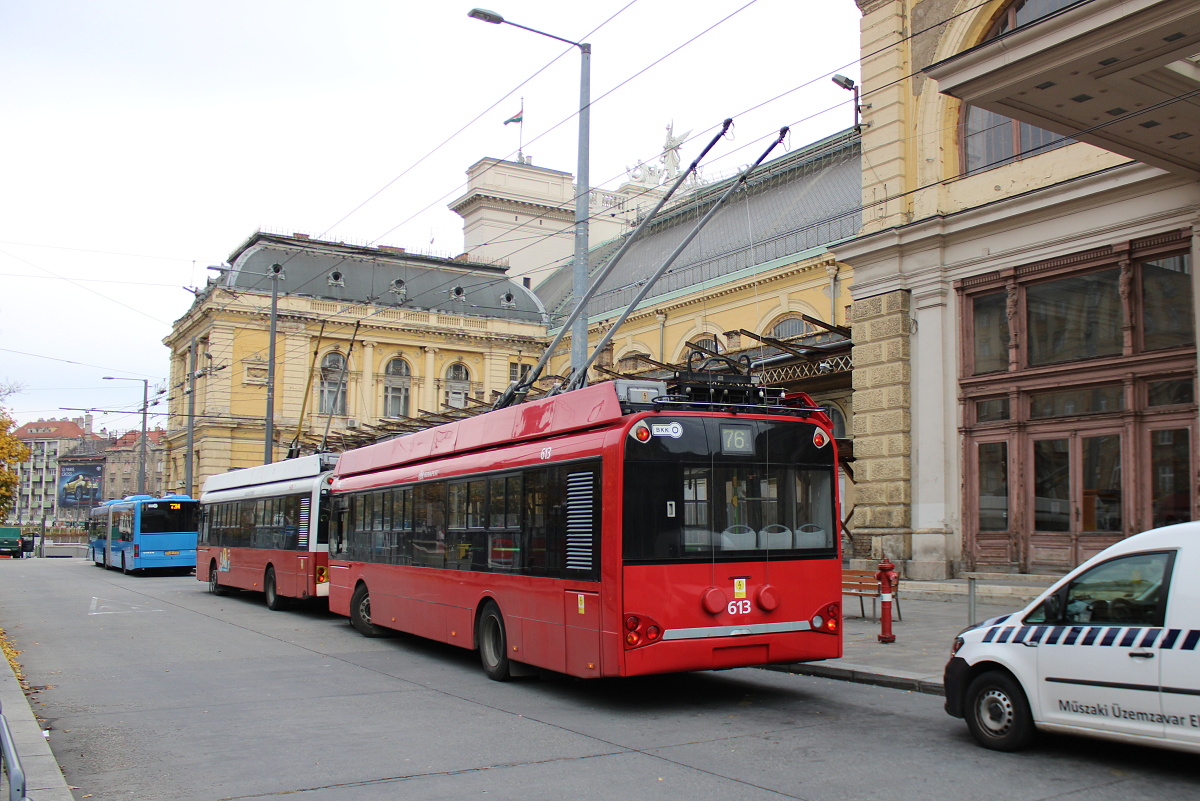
xmin=623 ymin=418 xmax=836 ymax=562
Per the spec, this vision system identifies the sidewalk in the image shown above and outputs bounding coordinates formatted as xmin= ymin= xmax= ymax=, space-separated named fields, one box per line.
xmin=1 ymin=650 xmax=74 ymax=801
xmin=772 ymin=592 xmax=1030 ymax=695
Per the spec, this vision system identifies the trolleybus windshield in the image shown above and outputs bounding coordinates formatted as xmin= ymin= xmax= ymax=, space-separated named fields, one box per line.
xmin=139 ymin=500 xmax=198 ymax=533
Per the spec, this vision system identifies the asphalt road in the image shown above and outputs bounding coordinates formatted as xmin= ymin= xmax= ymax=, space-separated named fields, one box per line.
xmin=2 ymin=558 xmax=1198 ymax=801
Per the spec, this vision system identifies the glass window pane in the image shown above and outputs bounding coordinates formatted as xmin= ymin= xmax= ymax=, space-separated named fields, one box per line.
xmin=964 ymin=105 xmax=1015 ymax=174
xmin=467 ymin=481 xmax=486 ymax=528
xmin=978 ymin=442 xmax=1008 ymax=531
xmin=1082 ymin=435 xmax=1121 ymax=533
xmin=488 ymin=477 xmax=506 ymax=528
xmin=1142 ymin=255 xmax=1193 ymax=351
xmin=1034 ymin=439 xmax=1070 ymax=531
xmin=1064 ymin=552 xmax=1170 ymax=626
xmin=976 ymin=398 xmax=1010 ymax=422
xmin=1030 ymin=385 xmax=1123 ymax=418
xmin=1019 ymin=120 xmax=1071 ymax=158
xmin=505 ymin=476 xmax=520 ymax=528
xmin=1148 ymin=378 xmax=1195 ymax=407
xmin=1151 ymin=428 xmax=1192 ymax=527
xmin=973 ymin=292 xmax=1009 ymax=374
xmin=1027 ymin=270 xmax=1121 ymax=365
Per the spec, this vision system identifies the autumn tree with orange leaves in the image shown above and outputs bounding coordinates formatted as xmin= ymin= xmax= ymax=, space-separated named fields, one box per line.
xmin=0 ymin=383 xmax=29 ymax=520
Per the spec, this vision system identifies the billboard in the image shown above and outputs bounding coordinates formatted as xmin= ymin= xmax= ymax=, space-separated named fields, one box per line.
xmin=59 ymin=463 xmax=103 ymax=508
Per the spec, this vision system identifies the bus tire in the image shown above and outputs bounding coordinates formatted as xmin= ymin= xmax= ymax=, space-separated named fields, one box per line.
xmin=350 ymin=584 xmax=387 ymax=637
xmin=477 ymin=603 xmax=512 ymax=682
xmin=964 ymin=670 xmax=1035 ymax=752
xmin=208 ymin=561 xmax=229 ymax=596
xmin=264 ymin=567 xmax=290 ymax=611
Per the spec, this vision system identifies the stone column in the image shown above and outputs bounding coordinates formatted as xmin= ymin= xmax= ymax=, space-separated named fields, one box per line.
xmin=360 ymin=340 xmax=376 ymax=423
xmin=424 ymin=346 xmax=438 ymax=412
xmin=849 ymin=289 xmax=913 ymax=570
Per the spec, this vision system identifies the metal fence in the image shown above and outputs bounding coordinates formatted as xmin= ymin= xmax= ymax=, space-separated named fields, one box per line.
xmin=0 ymin=700 xmax=32 ymax=801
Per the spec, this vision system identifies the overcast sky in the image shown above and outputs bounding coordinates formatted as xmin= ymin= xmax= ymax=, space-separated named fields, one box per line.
xmin=1 ymin=0 xmax=862 ymax=436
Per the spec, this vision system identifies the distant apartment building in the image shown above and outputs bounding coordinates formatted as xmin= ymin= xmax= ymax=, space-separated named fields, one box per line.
xmin=11 ymin=416 xmax=101 ymax=525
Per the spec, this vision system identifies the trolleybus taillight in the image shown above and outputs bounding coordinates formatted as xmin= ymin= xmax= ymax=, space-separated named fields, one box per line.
xmin=623 ymin=614 xmax=663 ymax=648
xmin=316 ymin=566 xmax=328 ymax=583
xmin=811 ymin=603 xmax=839 ymax=634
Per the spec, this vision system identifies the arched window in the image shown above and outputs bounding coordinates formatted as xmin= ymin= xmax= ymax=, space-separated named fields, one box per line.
xmin=319 ymin=352 xmax=347 ymax=415
xmin=693 ymin=335 xmax=720 ymax=353
xmin=445 ymin=363 xmax=470 ymax=409
xmin=617 ymin=352 xmax=649 ymax=373
xmin=962 ymin=0 xmax=1075 ymax=174
xmin=771 ymin=317 xmax=815 ymax=340
xmin=383 ymin=358 xmax=411 ymax=418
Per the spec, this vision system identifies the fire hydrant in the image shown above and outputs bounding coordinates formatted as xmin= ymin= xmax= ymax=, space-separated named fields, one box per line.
xmin=876 ymin=558 xmax=899 ymax=643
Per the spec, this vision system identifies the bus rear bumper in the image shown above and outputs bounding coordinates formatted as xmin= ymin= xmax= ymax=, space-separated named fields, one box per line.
xmin=621 ymin=630 xmax=841 ymax=676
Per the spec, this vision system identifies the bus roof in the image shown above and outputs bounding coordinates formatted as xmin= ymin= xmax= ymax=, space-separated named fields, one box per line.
xmin=202 ymin=453 xmax=339 ymax=494
xmin=334 ymin=382 xmax=626 ymax=478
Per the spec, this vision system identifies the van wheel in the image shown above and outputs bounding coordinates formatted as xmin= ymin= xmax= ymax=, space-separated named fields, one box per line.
xmin=350 ymin=584 xmax=387 ymax=637
xmin=477 ymin=604 xmax=511 ymax=682
xmin=208 ymin=561 xmax=229 ymax=596
xmin=964 ymin=670 xmax=1035 ymax=751
xmin=264 ymin=567 xmax=289 ymax=611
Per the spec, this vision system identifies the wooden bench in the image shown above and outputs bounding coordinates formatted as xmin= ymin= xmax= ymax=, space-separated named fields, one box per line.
xmin=842 ymin=569 xmax=902 ymax=621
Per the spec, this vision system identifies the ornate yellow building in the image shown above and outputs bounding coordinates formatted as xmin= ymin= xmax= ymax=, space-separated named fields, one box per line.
xmin=162 ymin=232 xmax=547 ymax=495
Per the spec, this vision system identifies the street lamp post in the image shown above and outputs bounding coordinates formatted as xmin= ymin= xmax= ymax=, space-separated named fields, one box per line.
xmin=469 ymin=8 xmax=591 ymax=379
xmin=103 ymin=376 xmax=149 ymax=495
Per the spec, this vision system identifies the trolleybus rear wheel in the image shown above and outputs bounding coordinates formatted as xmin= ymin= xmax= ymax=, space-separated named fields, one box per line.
xmin=478 ymin=603 xmax=512 ymax=682
xmin=264 ymin=567 xmax=289 ymax=611
xmin=350 ymin=584 xmax=387 ymax=637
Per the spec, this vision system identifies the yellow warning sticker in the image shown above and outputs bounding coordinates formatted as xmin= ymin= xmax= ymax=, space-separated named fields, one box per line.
xmin=734 ymin=578 xmax=747 ymax=599
xmin=578 ymin=594 xmax=586 ymax=614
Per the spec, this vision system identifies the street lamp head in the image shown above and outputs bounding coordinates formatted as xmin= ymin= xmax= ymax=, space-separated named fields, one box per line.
xmin=468 ymin=8 xmax=504 ymax=24
xmin=832 ymin=74 xmax=856 ymax=91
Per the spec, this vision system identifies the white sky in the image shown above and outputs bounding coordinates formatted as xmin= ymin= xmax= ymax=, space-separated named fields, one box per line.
xmin=1 ymin=0 xmax=862 ymax=435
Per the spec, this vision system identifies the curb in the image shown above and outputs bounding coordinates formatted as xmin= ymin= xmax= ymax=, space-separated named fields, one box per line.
xmin=765 ymin=661 xmax=946 ymax=697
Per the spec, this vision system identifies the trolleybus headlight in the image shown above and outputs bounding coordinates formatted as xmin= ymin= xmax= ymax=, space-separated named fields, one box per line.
xmin=629 ymin=421 xmax=652 ymax=443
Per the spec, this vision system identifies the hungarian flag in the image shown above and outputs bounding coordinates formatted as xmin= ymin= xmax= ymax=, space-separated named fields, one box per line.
xmin=504 ymin=109 xmax=523 ymax=125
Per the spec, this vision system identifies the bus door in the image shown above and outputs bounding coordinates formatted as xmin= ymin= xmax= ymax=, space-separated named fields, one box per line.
xmin=564 ymin=590 xmax=601 ymax=676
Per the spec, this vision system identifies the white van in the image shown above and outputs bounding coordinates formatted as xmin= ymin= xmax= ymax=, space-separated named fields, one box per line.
xmin=944 ymin=522 xmax=1199 ymax=753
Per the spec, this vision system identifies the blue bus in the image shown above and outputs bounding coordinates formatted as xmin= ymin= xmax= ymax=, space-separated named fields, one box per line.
xmin=87 ymin=494 xmax=199 ymax=574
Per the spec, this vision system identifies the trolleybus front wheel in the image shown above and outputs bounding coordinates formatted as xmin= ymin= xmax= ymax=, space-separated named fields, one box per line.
xmin=477 ymin=603 xmax=512 ymax=682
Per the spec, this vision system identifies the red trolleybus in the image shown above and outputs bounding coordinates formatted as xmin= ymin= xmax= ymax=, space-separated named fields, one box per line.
xmin=197 ymin=453 xmax=336 ymax=610
xmin=329 ymin=378 xmax=841 ymax=680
